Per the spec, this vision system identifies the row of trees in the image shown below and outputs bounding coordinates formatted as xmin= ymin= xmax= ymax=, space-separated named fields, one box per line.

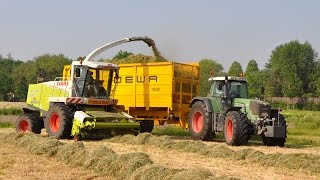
xmin=0 ymin=40 xmax=319 ymax=101
xmin=199 ymin=40 xmax=320 ymax=98
xmin=0 ymin=54 xmax=71 ymax=101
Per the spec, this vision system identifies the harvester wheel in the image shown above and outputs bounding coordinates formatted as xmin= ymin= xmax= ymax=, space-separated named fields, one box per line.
xmin=224 ymin=111 xmax=249 ymax=146
xmin=139 ymin=120 xmax=154 ymax=133
xmin=188 ymin=101 xmax=215 ymax=141
xmin=263 ymin=114 xmax=287 ymax=147
xmin=45 ymin=104 xmax=72 ymax=139
xmin=16 ymin=114 xmax=42 ymax=134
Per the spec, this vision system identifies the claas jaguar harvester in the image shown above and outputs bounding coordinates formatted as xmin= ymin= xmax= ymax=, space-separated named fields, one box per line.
xmin=15 ymin=37 xmax=161 ymax=140
xmin=189 ymin=76 xmax=287 ymax=146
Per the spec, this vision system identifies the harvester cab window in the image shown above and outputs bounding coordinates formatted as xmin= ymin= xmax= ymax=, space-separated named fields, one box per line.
xmin=72 ymin=65 xmax=88 ymax=97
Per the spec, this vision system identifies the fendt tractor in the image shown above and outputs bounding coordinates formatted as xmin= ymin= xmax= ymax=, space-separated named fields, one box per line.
xmin=189 ymin=76 xmax=287 ymax=146
xmin=15 ymin=36 xmax=162 ymax=140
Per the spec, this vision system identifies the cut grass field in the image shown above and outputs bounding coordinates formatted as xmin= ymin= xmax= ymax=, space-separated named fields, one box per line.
xmin=1 ymin=130 xmax=320 ymax=179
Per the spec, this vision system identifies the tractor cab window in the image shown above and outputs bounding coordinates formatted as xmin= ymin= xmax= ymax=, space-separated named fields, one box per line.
xmin=229 ymin=81 xmax=248 ymax=98
xmin=211 ymin=81 xmax=225 ymax=97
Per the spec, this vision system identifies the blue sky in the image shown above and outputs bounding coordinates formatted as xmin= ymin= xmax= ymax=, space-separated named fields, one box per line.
xmin=0 ymin=0 xmax=319 ymax=70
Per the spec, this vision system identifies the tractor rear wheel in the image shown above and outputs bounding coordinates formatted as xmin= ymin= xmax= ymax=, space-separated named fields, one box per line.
xmin=44 ymin=104 xmax=72 ymax=139
xmin=188 ymin=101 xmax=215 ymax=141
xmin=224 ymin=111 xmax=249 ymax=146
xmin=263 ymin=114 xmax=287 ymax=147
xmin=139 ymin=120 xmax=154 ymax=133
xmin=16 ymin=114 xmax=42 ymax=134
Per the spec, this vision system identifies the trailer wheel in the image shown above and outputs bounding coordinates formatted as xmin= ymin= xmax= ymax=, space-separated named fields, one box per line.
xmin=16 ymin=114 xmax=42 ymax=134
xmin=139 ymin=120 xmax=154 ymax=133
xmin=189 ymin=101 xmax=214 ymax=141
xmin=263 ymin=114 xmax=287 ymax=147
xmin=224 ymin=111 xmax=249 ymax=146
xmin=45 ymin=104 xmax=72 ymax=139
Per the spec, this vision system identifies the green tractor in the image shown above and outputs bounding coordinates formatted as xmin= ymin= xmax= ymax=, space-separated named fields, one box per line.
xmin=15 ymin=36 xmax=161 ymax=140
xmin=189 ymin=76 xmax=287 ymax=146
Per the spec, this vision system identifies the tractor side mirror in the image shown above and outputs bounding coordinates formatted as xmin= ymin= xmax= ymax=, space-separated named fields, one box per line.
xmin=75 ymin=68 xmax=81 ymax=78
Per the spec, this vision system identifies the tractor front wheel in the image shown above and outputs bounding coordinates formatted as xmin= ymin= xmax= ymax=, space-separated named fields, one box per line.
xmin=16 ymin=114 xmax=42 ymax=134
xmin=44 ymin=104 xmax=73 ymax=139
xmin=188 ymin=101 xmax=215 ymax=141
xmin=224 ymin=111 xmax=249 ymax=146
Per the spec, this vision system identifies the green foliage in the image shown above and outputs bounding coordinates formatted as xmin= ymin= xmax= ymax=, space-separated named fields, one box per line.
xmin=228 ymin=61 xmax=243 ymax=76
xmin=33 ymin=54 xmax=71 ymax=81
xmin=245 ymin=60 xmax=263 ymax=98
xmin=0 ymin=57 xmax=23 ymax=100
xmin=199 ymin=59 xmax=224 ymax=96
xmin=12 ymin=54 xmax=71 ymax=101
xmin=245 ymin=59 xmax=259 ymax=74
xmin=282 ymin=73 xmax=303 ymax=98
xmin=112 ymin=50 xmax=133 ymax=59
xmin=267 ymin=40 xmax=317 ymax=97
xmin=113 ymin=50 xmax=133 ymax=60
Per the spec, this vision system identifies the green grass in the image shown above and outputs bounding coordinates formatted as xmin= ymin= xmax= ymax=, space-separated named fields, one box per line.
xmin=282 ymin=110 xmax=320 ymax=146
xmin=0 ymin=108 xmax=23 ymax=115
xmin=152 ymin=125 xmax=190 ymax=137
xmin=0 ymin=122 xmax=14 ymax=128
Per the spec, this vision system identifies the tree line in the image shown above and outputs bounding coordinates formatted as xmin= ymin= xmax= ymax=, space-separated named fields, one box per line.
xmin=0 ymin=40 xmax=319 ymax=101
xmin=199 ymin=40 xmax=320 ymax=99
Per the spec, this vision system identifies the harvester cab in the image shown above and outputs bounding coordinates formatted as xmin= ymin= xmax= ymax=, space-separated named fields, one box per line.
xmin=189 ymin=76 xmax=287 ymax=146
xmin=16 ymin=36 xmax=161 ymax=141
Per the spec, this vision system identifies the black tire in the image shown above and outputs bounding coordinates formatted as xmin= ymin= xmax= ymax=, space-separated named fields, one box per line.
xmin=224 ymin=111 xmax=249 ymax=146
xmin=140 ymin=120 xmax=154 ymax=133
xmin=15 ymin=114 xmax=42 ymax=134
xmin=263 ymin=114 xmax=287 ymax=147
xmin=44 ymin=104 xmax=73 ymax=139
xmin=188 ymin=101 xmax=215 ymax=141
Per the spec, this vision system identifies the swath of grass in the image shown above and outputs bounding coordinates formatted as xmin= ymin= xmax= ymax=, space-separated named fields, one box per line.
xmin=108 ymin=133 xmax=320 ymax=174
xmin=0 ymin=132 xmax=220 ymax=180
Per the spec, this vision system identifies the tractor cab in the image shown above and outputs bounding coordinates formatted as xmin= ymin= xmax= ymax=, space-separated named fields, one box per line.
xmin=209 ymin=77 xmax=248 ymax=99
xmin=209 ymin=76 xmax=248 ymax=111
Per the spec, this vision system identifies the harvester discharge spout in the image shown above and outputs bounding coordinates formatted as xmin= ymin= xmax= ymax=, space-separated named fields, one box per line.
xmin=84 ymin=36 xmax=164 ymax=62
